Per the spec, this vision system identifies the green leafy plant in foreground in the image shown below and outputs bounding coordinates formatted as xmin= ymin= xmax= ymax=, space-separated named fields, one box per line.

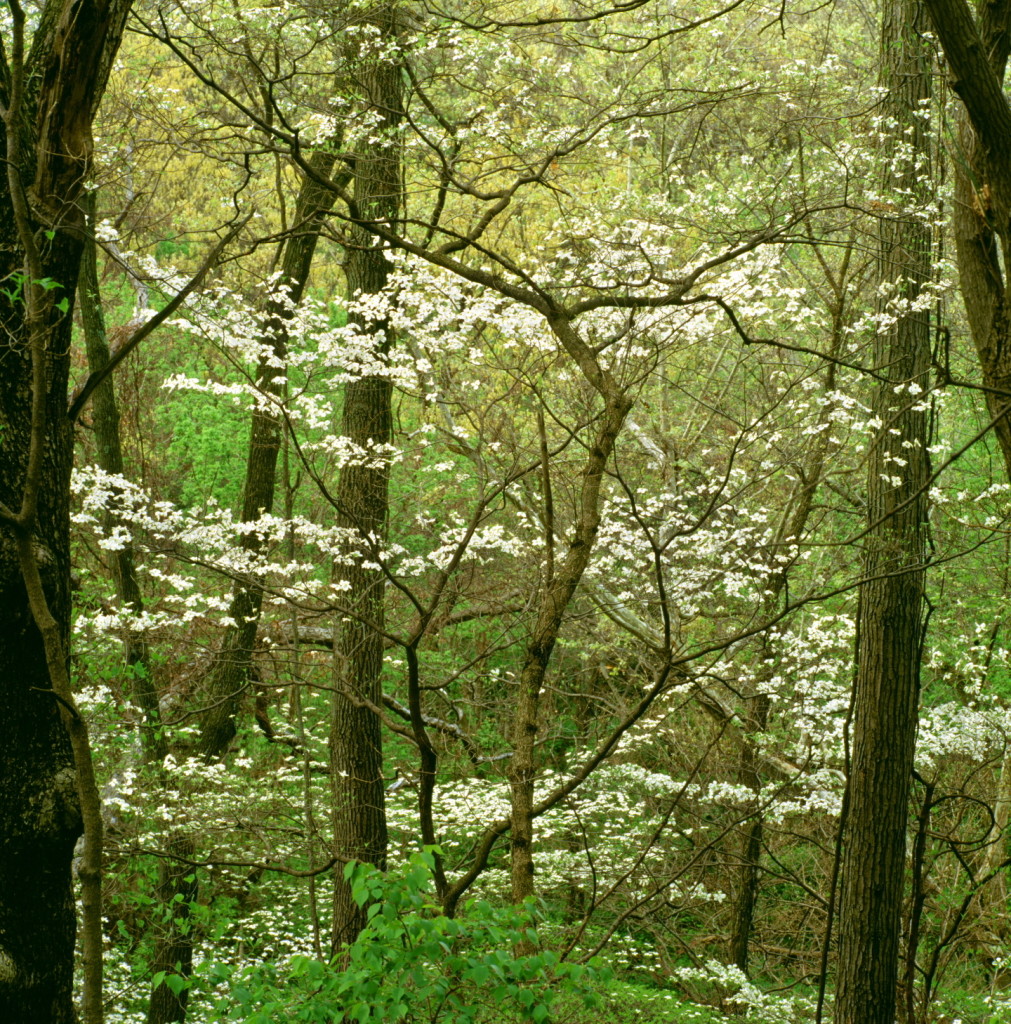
xmin=203 ymin=849 xmax=610 ymax=1023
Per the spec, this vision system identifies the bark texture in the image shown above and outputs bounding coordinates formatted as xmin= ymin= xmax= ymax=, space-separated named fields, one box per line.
xmin=0 ymin=1 xmax=133 ymax=1020
xmin=834 ymin=3 xmax=932 ymax=1021
xmin=330 ymin=6 xmax=402 ymax=951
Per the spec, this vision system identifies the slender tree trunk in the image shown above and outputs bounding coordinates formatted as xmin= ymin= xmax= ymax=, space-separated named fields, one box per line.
xmin=834 ymin=4 xmax=932 ymax=1021
xmin=728 ymin=691 xmax=769 ymax=974
xmin=729 ymin=299 xmax=847 ymax=973
xmin=197 ymin=150 xmax=340 ymax=760
xmin=79 ymin=189 xmax=166 ymax=763
xmin=508 ymin=390 xmax=632 ymax=909
xmin=329 ymin=7 xmax=402 ymax=951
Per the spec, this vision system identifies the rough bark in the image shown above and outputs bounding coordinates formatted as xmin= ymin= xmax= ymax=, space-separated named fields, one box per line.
xmin=0 ymin=1 xmax=133 ymax=1020
xmin=329 ymin=7 xmax=402 ymax=952
xmin=834 ymin=3 xmax=932 ymax=1021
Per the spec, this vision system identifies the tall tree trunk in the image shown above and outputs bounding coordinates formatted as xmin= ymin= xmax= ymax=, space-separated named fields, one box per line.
xmin=834 ymin=3 xmax=932 ymax=1021
xmin=329 ymin=6 xmax=402 ymax=952
xmin=0 ymin=1 xmax=133 ymax=1021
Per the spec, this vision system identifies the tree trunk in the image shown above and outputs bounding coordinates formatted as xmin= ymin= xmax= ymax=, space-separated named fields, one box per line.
xmin=834 ymin=3 xmax=932 ymax=1021
xmin=508 ymin=388 xmax=632 ymax=910
xmin=145 ymin=838 xmax=198 ymax=1024
xmin=729 ymin=308 xmax=845 ymax=974
xmin=329 ymin=7 xmax=402 ymax=952
xmin=920 ymin=0 xmax=1011 ymax=996
xmin=728 ymin=692 xmax=769 ymax=974
xmin=0 ymin=2 xmax=133 ymax=1020
xmin=197 ymin=149 xmax=340 ymax=760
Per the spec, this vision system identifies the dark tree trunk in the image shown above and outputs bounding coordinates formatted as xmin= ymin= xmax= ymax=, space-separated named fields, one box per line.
xmin=834 ymin=3 xmax=932 ymax=1021
xmin=946 ymin=0 xmax=1011 ymax=481
xmin=0 ymin=2 xmax=133 ymax=1020
xmin=728 ymin=692 xmax=769 ymax=974
xmin=145 ymin=838 xmax=198 ymax=1024
xmin=329 ymin=8 xmax=402 ymax=952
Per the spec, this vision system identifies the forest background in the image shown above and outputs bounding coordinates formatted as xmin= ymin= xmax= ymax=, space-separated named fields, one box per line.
xmin=5 ymin=0 xmax=1011 ymax=1021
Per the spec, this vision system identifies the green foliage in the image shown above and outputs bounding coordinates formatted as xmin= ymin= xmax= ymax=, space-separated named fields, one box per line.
xmin=205 ymin=849 xmax=609 ymax=1023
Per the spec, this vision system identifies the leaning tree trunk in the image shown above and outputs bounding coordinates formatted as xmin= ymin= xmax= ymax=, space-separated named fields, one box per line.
xmin=834 ymin=3 xmax=932 ymax=1022
xmin=508 ymin=380 xmax=632 ymax=913
xmin=329 ymin=6 xmax=402 ymax=952
xmin=197 ymin=149 xmax=341 ymax=760
xmin=0 ymin=1 xmax=133 ymax=1021
xmin=78 ymin=189 xmax=166 ymax=764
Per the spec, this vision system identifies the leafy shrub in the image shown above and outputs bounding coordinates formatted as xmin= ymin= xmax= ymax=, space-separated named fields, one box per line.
xmin=200 ymin=849 xmax=609 ymax=1023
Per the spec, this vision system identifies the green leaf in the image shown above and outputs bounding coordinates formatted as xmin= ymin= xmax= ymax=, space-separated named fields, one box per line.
xmin=164 ymin=973 xmax=189 ymax=997
xmin=465 ymin=964 xmax=490 ymax=985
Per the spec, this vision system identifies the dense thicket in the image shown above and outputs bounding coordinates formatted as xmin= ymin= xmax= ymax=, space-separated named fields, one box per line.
xmin=4 ymin=0 xmax=1011 ymax=1021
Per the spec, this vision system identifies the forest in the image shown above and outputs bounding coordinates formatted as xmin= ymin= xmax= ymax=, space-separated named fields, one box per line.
xmin=3 ymin=0 xmax=1011 ymax=1021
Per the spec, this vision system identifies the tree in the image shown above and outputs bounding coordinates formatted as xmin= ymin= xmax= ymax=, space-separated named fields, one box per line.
xmin=834 ymin=1 xmax=933 ymax=1020
xmin=0 ymin=0 xmax=133 ymax=1019
xmin=329 ymin=3 xmax=403 ymax=950
xmin=45 ymin=1 xmax=1011 ymax=1019
xmin=78 ymin=188 xmax=166 ymax=765
xmin=923 ymin=0 xmax=1011 ymax=478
